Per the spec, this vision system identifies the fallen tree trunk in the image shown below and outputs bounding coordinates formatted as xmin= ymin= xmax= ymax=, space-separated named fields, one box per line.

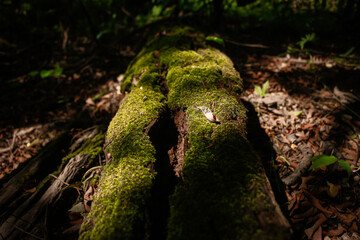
xmin=80 ymin=26 xmax=292 ymax=240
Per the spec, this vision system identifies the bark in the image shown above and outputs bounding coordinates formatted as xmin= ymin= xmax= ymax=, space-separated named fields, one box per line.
xmin=0 ymin=132 xmax=70 ymax=217
xmin=0 ymin=127 xmax=105 ymax=240
xmin=80 ymin=26 xmax=292 ymax=240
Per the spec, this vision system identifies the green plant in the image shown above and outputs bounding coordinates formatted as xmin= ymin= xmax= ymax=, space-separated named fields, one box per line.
xmin=254 ymin=80 xmax=269 ymax=98
xmin=297 ymin=33 xmax=316 ymax=50
xmin=29 ymin=63 xmax=63 ymax=79
xmin=205 ymin=36 xmax=225 ymax=46
xmin=309 ymin=155 xmax=352 ymax=176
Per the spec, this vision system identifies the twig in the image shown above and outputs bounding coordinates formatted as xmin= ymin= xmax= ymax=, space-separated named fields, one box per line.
xmin=264 ymin=55 xmax=330 ymax=65
xmin=225 ymin=39 xmax=269 ymax=49
xmin=82 ymin=166 xmax=103 ymax=181
xmin=14 ymin=225 xmax=44 ymax=240
xmin=49 ymin=174 xmax=70 ymax=186
xmin=0 ymin=130 xmax=17 ymax=154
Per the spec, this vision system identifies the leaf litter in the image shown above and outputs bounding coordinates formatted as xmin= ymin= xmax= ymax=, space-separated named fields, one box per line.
xmin=242 ymin=51 xmax=360 ymax=240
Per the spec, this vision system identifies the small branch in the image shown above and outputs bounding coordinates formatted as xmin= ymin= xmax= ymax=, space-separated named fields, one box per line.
xmin=225 ymin=39 xmax=269 ymax=49
xmin=49 ymin=174 xmax=70 ymax=186
xmin=0 ymin=130 xmax=17 ymax=154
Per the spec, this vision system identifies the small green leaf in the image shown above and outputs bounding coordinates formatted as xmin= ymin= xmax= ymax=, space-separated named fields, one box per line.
xmin=290 ymin=111 xmax=303 ymax=117
xmin=29 ymin=70 xmax=39 ymax=77
xmin=309 ymin=155 xmax=338 ymax=170
xmin=205 ymin=36 xmax=225 ymax=46
xmin=53 ymin=66 xmax=63 ymax=76
xmin=40 ymin=69 xmax=54 ymax=79
xmin=343 ymin=47 xmax=355 ymax=57
xmin=254 ymin=85 xmax=262 ymax=97
xmin=279 ymin=156 xmax=290 ymax=165
xmin=152 ymin=5 xmax=163 ymax=17
xmin=262 ymin=80 xmax=269 ymax=95
xmin=96 ymin=29 xmax=111 ymax=40
xmin=338 ymin=160 xmax=352 ymax=176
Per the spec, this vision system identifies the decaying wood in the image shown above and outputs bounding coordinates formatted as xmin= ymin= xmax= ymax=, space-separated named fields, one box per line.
xmin=0 ymin=153 xmax=95 ymax=240
xmin=168 ymin=110 xmax=188 ymax=178
xmin=80 ymin=26 xmax=292 ymax=240
xmin=0 ymin=127 xmax=103 ymax=240
xmin=0 ymin=132 xmax=69 ymax=216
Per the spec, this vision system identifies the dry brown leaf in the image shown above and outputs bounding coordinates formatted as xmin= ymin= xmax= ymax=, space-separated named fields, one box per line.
xmin=17 ymin=156 xmax=27 ymax=163
xmin=24 ymin=187 xmax=36 ymax=193
xmin=86 ymin=97 xmax=95 ymax=106
xmin=312 ymin=225 xmax=322 ymax=240
xmin=351 ymin=221 xmax=358 ymax=232
xmin=300 ymin=176 xmax=315 ymax=189
xmin=296 ymin=131 xmax=310 ymax=141
xmin=338 ymin=213 xmax=356 ymax=226
xmin=289 ymin=193 xmax=301 ymax=216
xmin=303 ymin=189 xmax=333 ymax=217
xmin=74 ymin=95 xmax=80 ymax=103
xmin=340 ymin=147 xmax=357 ymax=160
xmin=73 ymin=73 xmax=81 ymax=79
xmin=324 ymin=226 xmax=346 ymax=237
xmin=22 ymin=152 xmax=31 ymax=158
xmin=302 ymin=123 xmax=316 ymax=130
xmin=304 ymin=213 xmax=327 ymax=239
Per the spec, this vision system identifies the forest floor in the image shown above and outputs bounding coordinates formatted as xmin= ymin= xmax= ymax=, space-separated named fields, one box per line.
xmin=1 ymin=24 xmax=360 ymax=240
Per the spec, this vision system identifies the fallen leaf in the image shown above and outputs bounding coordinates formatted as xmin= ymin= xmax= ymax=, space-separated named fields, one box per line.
xmin=304 ymin=213 xmax=327 ymax=239
xmin=324 ymin=226 xmax=346 ymax=236
xmin=303 ymin=189 xmax=333 ymax=217
xmin=68 ymin=202 xmax=85 ymax=214
xmin=86 ymin=98 xmax=95 ymax=106
xmin=302 ymin=123 xmax=316 ymax=130
xmin=24 ymin=187 xmax=36 ymax=193
xmin=312 ymin=225 xmax=322 ymax=240
xmin=73 ymin=73 xmax=81 ymax=80
xmin=326 ymin=181 xmax=340 ymax=198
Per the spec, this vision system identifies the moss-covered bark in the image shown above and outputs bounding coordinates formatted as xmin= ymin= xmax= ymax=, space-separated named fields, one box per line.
xmin=80 ymin=26 xmax=291 ymax=240
xmin=80 ymin=88 xmax=166 ymax=240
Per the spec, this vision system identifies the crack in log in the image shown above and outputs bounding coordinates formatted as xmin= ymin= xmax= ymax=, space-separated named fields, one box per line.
xmin=147 ymin=108 xmax=180 ymax=240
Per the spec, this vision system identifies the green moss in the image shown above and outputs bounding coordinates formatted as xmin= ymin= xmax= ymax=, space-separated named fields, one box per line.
xmin=159 ymin=28 xmax=284 ymax=240
xmin=79 ymin=87 xmax=166 ymax=240
xmin=80 ymin=162 xmax=154 ymax=240
xmin=121 ymin=26 xmax=206 ymax=93
xmin=80 ymin=25 xmax=288 ymax=240
xmin=165 ymin=48 xmax=243 ymax=109
xmin=167 ymin=121 xmax=279 ymax=240
xmin=121 ymin=51 xmax=161 ymax=92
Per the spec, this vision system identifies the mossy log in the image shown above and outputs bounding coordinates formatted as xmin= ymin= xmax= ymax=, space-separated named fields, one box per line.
xmin=80 ymin=26 xmax=292 ymax=240
xmin=0 ymin=127 xmax=104 ymax=239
